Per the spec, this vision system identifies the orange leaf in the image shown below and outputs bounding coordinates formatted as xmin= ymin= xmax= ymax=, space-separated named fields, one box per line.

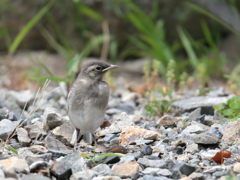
xmin=207 ymin=150 xmax=231 ymax=164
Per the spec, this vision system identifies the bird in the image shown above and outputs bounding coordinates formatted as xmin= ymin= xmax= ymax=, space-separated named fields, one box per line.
xmin=67 ymin=60 xmax=119 ymax=150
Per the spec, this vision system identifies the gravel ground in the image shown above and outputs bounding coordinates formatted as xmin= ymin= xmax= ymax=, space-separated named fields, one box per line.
xmin=0 ymin=80 xmax=239 ymax=180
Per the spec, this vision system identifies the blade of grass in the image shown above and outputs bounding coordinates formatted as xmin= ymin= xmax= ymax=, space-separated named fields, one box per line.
xmin=94 ymin=153 xmax=124 ymax=161
xmin=9 ymin=1 xmax=54 ymax=55
xmin=178 ymin=27 xmax=198 ymax=68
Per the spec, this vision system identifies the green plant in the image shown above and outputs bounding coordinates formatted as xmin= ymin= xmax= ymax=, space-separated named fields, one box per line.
xmin=0 ymin=139 xmax=18 ymax=155
xmin=80 ymin=152 xmax=124 ymax=168
xmin=214 ymin=96 xmax=240 ymax=121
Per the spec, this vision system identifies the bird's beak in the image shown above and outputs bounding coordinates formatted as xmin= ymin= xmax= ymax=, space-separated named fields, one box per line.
xmin=102 ymin=64 xmax=119 ymax=72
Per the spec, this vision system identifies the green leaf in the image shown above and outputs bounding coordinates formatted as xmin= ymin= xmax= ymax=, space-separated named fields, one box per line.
xmin=7 ymin=146 xmax=18 ymax=155
xmin=178 ymin=27 xmax=198 ymax=68
xmin=229 ymin=102 xmax=240 ymax=110
xmin=223 ymin=109 xmax=233 ymax=117
xmin=9 ymin=1 xmax=53 ymax=55
xmin=79 ymin=154 xmax=94 ymax=162
xmin=67 ymin=54 xmax=82 ymax=76
xmin=214 ymin=103 xmax=226 ymax=111
xmin=94 ymin=153 xmax=124 ymax=161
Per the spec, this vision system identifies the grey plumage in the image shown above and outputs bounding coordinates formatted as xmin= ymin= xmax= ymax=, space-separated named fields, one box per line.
xmin=67 ymin=60 xmax=119 ymax=147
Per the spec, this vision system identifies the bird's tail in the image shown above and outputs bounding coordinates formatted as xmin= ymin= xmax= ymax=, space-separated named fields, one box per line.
xmin=83 ymin=132 xmax=92 ymax=144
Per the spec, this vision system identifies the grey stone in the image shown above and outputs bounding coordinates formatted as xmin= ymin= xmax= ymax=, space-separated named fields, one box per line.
xmin=181 ymin=124 xmax=203 ymax=134
xmin=104 ymin=134 xmax=118 ymax=143
xmin=28 ymin=124 xmax=47 ymax=139
xmin=110 ymin=137 xmax=119 ymax=146
xmin=71 ymin=157 xmax=85 ymax=174
xmin=29 ymin=145 xmax=48 ymax=154
xmin=93 ymin=164 xmax=112 ymax=176
xmin=105 ymin=108 xmax=122 ymax=115
xmin=52 ymin=153 xmax=84 ymax=180
xmin=29 ymin=161 xmax=48 ymax=171
xmin=0 ymin=108 xmax=8 ymax=120
xmin=137 ymin=158 xmax=166 ymax=168
xmin=5 ymin=96 xmax=22 ymax=113
xmin=21 ymin=174 xmax=51 ymax=180
xmin=185 ymin=143 xmax=199 ymax=154
xmin=119 ymin=156 xmax=135 ymax=163
xmin=173 ymin=161 xmax=196 ymax=176
xmin=45 ymin=136 xmax=73 ymax=157
xmin=203 ymin=166 xmax=222 ymax=174
xmin=172 ymin=169 xmax=182 ymax=179
xmin=142 ymin=167 xmax=160 ymax=174
xmin=190 ymin=159 xmax=200 ymax=165
xmin=0 ymin=96 xmax=6 ymax=108
xmin=213 ymin=170 xmax=231 ymax=178
xmin=140 ymin=145 xmax=153 ymax=155
xmin=118 ymin=101 xmax=135 ymax=114
xmin=92 ymin=176 xmax=121 ymax=180
xmin=0 ymin=119 xmax=21 ymax=141
xmin=9 ymin=90 xmax=34 ymax=108
xmin=143 ymin=175 xmax=172 ymax=180
xmin=157 ymin=114 xmax=177 ymax=126
xmin=157 ymin=169 xmax=172 ymax=177
xmin=188 ymin=108 xmax=201 ymax=121
xmin=202 ymin=128 xmax=222 ymax=139
xmin=42 ymin=107 xmax=66 ymax=130
xmin=189 ymin=172 xmax=205 ymax=180
xmin=199 ymin=149 xmax=220 ymax=159
xmin=136 ymin=140 xmax=154 ymax=145
xmin=70 ymin=170 xmax=97 ymax=180
xmin=52 ymin=120 xmax=75 ymax=146
xmin=173 ymin=96 xmax=231 ymax=115
xmin=17 ymin=127 xmax=31 ymax=146
xmin=97 ymin=112 xmax=133 ymax=136
xmin=191 ymin=133 xmax=219 ymax=144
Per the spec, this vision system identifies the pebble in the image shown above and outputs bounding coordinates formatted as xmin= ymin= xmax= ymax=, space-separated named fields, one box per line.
xmin=112 ymin=162 xmax=139 ymax=177
xmin=0 ymin=108 xmax=9 ymax=120
xmin=137 ymin=158 xmax=166 ymax=168
xmin=16 ymin=127 xmax=31 ymax=146
xmin=156 ymin=114 xmax=177 ymax=126
xmin=0 ymin=119 xmax=21 ymax=141
xmin=42 ymin=107 xmax=66 ymax=129
xmin=140 ymin=145 xmax=153 ymax=155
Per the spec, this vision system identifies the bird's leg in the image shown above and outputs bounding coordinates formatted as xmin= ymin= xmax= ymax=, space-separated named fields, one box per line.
xmin=74 ymin=128 xmax=82 ymax=152
xmin=91 ymin=133 xmax=97 ymax=147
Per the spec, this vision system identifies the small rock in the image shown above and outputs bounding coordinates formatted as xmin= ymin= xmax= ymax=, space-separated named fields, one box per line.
xmin=233 ymin=163 xmax=240 ymax=173
xmin=5 ymin=96 xmax=22 ymax=113
xmin=0 ymin=156 xmax=29 ymax=178
xmin=157 ymin=169 xmax=172 ymax=177
xmin=92 ymin=176 xmax=121 ymax=180
xmin=9 ymin=90 xmax=34 ymax=108
xmin=137 ymin=158 xmax=166 ymax=168
xmin=142 ymin=167 xmax=159 ymax=174
xmin=27 ymin=124 xmax=47 ymax=139
xmin=191 ymin=133 xmax=219 ymax=144
xmin=104 ymin=134 xmax=118 ymax=143
xmin=119 ymin=156 xmax=135 ymax=163
xmin=107 ymin=144 xmax=127 ymax=154
xmin=190 ymin=159 xmax=200 ymax=165
xmin=181 ymin=125 xmax=203 ymax=134
xmin=222 ymin=119 xmax=240 ymax=143
xmin=172 ymin=169 xmax=182 ymax=179
xmin=118 ymin=101 xmax=135 ymax=114
xmin=173 ymin=161 xmax=196 ymax=176
xmin=52 ymin=120 xmax=75 ymax=146
xmin=0 ymin=108 xmax=9 ymax=120
xmin=203 ymin=166 xmax=222 ymax=174
xmin=185 ymin=143 xmax=199 ymax=154
xmin=42 ymin=107 xmax=66 ymax=130
xmin=21 ymin=174 xmax=51 ymax=180
xmin=0 ymin=96 xmax=6 ymax=108
xmin=121 ymin=92 xmax=138 ymax=102
xmin=136 ymin=140 xmax=153 ymax=145
xmin=119 ymin=126 xmax=160 ymax=145
xmin=202 ymin=128 xmax=222 ymax=139
xmin=140 ymin=145 xmax=153 ymax=155
xmin=188 ymin=172 xmax=205 ymax=180
xmin=0 ymin=119 xmax=21 ymax=141
xmin=97 ymin=112 xmax=134 ymax=136
xmin=106 ymin=108 xmax=122 ymax=115
xmin=173 ymin=96 xmax=231 ymax=115
xmin=110 ymin=137 xmax=120 ymax=146
xmin=45 ymin=136 xmax=73 ymax=156
xmin=112 ymin=161 xmax=139 ymax=177
xmin=29 ymin=145 xmax=48 ymax=154
xmin=199 ymin=149 xmax=220 ymax=160
xmin=17 ymin=128 xmax=31 ymax=146
xmin=29 ymin=161 xmax=48 ymax=172
xmin=93 ymin=164 xmax=112 ymax=176
xmin=52 ymin=153 xmax=84 ymax=179
xmin=156 ymin=114 xmax=177 ymax=126
xmin=188 ymin=108 xmax=201 ymax=121
xmin=70 ymin=169 xmax=97 ymax=180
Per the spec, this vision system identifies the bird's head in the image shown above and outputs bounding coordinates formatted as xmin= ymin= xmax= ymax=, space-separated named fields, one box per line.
xmin=80 ymin=60 xmax=119 ymax=81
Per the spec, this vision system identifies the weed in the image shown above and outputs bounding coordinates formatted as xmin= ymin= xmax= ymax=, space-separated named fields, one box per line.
xmin=214 ymin=96 xmax=240 ymax=122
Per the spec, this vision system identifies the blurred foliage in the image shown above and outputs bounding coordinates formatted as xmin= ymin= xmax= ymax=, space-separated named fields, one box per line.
xmin=214 ymin=96 xmax=240 ymax=122
xmin=0 ymin=0 xmax=240 ymax=90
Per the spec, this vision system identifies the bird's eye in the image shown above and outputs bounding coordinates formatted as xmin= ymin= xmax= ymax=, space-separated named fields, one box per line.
xmin=96 ymin=66 xmax=101 ymax=71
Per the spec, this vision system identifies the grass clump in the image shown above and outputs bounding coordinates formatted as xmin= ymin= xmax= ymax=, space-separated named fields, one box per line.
xmin=214 ymin=96 xmax=240 ymax=122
